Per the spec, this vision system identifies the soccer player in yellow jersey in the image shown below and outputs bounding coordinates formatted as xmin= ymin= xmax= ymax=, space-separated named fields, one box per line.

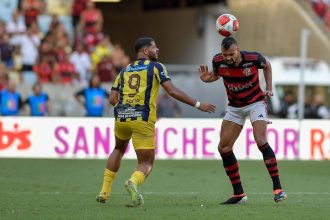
xmin=96 ymin=37 xmax=216 ymax=207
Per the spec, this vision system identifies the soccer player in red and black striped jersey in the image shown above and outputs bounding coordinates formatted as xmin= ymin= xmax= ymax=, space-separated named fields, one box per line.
xmin=199 ymin=37 xmax=287 ymax=204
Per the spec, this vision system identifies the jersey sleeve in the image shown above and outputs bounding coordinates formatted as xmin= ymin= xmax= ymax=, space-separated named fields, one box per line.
xmin=256 ymin=52 xmax=267 ymax=69
xmin=154 ymin=62 xmax=171 ymax=84
xmin=111 ymin=73 xmax=120 ymax=91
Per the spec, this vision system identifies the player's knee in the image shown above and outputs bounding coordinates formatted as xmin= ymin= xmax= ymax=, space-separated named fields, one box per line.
xmin=218 ymin=145 xmax=232 ymax=155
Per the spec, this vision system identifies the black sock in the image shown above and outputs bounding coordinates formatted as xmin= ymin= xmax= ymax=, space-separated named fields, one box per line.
xmin=220 ymin=151 xmax=244 ymax=195
xmin=258 ymin=143 xmax=282 ymax=190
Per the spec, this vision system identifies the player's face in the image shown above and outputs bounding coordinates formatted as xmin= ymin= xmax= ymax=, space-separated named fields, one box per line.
xmin=222 ymin=44 xmax=240 ymax=67
xmin=147 ymin=41 xmax=159 ymax=61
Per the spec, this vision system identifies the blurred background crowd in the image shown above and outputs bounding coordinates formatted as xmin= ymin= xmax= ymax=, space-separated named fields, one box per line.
xmin=0 ymin=0 xmax=131 ymax=117
xmin=0 ymin=0 xmax=129 ymax=88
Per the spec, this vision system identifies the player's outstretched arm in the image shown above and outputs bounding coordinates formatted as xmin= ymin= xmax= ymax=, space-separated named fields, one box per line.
xmin=161 ymin=81 xmax=216 ymax=113
xmin=199 ymin=65 xmax=220 ymax=83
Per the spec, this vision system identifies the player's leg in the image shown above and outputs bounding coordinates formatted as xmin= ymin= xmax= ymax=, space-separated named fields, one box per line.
xmin=219 ymin=119 xmax=247 ymax=204
xmin=125 ymin=121 xmax=155 ymax=207
xmin=96 ymin=122 xmax=132 ymax=203
xmin=250 ymin=101 xmax=287 ymax=203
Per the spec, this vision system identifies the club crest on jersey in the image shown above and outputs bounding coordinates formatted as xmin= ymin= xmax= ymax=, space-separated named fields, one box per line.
xmin=243 ymin=68 xmax=251 ymax=76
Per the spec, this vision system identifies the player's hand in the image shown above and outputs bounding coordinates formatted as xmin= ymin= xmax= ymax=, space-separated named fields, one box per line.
xmin=199 ymin=65 xmax=212 ymax=81
xmin=198 ymin=103 xmax=216 ymax=113
xmin=263 ymin=90 xmax=273 ymax=97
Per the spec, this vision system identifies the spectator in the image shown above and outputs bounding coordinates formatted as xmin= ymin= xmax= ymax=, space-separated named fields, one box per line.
xmin=157 ymin=91 xmax=181 ymax=117
xmin=0 ymin=34 xmax=14 ymax=69
xmin=22 ymin=0 xmax=40 ymax=27
xmin=24 ymin=82 xmax=50 ymax=116
xmin=70 ymin=42 xmax=91 ymax=85
xmin=91 ymin=36 xmax=112 ymax=70
xmin=309 ymin=93 xmax=329 ymax=119
xmin=16 ymin=26 xmax=41 ymax=83
xmin=38 ymin=40 xmax=57 ymax=64
xmin=80 ymin=0 xmax=103 ymax=35
xmin=96 ymin=55 xmax=117 ymax=83
xmin=75 ymin=74 xmax=109 ymax=117
xmin=33 ymin=56 xmax=54 ymax=83
xmin=12 ymin=45 xmax=23 ymax=76
xmin=54 ymin=53 xmax=78 ymax=84
xmin=6 ymin=11 xmax=27 ymax=36
xmin=278 ymin=91 xmax=297 ymax=118
xmin=72 ymin=0 xmax=87 ymax=28
xmin=0 ymin=80 xmax=22 ymax=116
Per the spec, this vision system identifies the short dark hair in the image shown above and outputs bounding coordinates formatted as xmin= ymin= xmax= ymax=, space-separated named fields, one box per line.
xmin=134 ymin=37 xmax=154 ymax=53
xmin=221 ymin=37 xmax=237 ymax=50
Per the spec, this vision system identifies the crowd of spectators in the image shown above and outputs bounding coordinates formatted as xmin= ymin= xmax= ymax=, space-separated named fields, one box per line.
xmin=310 ymin=0 xmax=330 ymax=31
xmin=278 ymin=90 xmax=330 ymax=119
xmin=0 ymin=0 xmax=131 ymax=116
xmin=0 ymin=0 xmax=130 ymax=89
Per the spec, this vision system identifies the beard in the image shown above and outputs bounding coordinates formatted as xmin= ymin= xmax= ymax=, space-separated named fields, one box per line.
xmin=150 ymin=57 xmax=158 ymax=61
xmin=225 ymin=60 xmax=236 ymax=68
xmin=148 ymin=52 xmax=158 ymax=61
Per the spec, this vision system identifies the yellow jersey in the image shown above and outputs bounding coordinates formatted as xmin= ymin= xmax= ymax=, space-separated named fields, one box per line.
xmin=112 ymin=58 xmax=171 ymax=123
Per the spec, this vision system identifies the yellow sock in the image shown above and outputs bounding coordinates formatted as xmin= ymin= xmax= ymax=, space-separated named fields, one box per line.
xmin=100 ymin=168 xmax=116 ymax=194
xmin=130 ymin=171 xmax=145 ymax=186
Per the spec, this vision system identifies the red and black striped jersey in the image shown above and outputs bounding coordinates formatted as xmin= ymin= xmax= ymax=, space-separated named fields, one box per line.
xmin=212 ymin=51 xmax=267 ymax=107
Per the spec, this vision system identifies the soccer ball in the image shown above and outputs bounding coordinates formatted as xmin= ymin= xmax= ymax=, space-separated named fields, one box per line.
xmin=216 ymin=14 xmax=239 ymax=37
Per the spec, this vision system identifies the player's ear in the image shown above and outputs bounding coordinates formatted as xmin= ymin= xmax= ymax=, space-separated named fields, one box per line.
xmin=142 ymin=47 xmax=148 ymax=55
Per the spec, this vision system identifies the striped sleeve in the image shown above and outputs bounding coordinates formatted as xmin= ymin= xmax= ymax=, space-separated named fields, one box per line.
xmin=256 ymin=52 xmax=267 ymax=69
xmin=154 ymin=62 xmax=171 ymax=84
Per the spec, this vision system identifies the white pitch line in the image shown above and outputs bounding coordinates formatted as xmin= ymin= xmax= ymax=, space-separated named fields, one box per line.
xmin=1 ymin=191 xmax=330 ymax=195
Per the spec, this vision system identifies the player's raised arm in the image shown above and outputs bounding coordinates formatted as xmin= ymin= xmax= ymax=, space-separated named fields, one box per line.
xmin=199 ymin=65 xmax=220 ymax=83
xmin=161 ymin=80 xmax=216 ymax=113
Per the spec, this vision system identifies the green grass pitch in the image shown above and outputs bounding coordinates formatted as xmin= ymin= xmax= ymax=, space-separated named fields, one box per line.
xmin=1 ymin=159 xmax=330 ymax=220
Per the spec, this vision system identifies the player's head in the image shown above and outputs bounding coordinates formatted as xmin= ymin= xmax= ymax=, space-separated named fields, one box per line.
xmin=134 ymin=37 xmax=159 ymax=61
xmin=221 ymin=37 xmax=240 ymax=67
